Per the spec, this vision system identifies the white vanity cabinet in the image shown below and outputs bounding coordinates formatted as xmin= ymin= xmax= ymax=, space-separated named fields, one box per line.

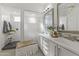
xmin=39 ymin=36 xmax=43 ymax=50
xmin=42 ymin=37 xmax=50 ymax=56
xmin=39 ymin=36 xmax=57 ymax=56
xmin=49 ymin=41 xmax=58 ymax=56
xmin=39 ymin=36 xmax=49 ymax=55
xmin=58 ymin=46 xmax=78 ymax=56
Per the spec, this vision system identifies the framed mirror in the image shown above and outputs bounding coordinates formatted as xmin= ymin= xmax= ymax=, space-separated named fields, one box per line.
xmin=44 ymin=8 xmax=54 ymax=33
xmin=58 ymin=3 xmax=79 ymax=31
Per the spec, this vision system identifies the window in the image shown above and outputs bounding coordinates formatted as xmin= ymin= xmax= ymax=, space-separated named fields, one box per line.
xmin=14 ymin=16 xmax=20 ymax=22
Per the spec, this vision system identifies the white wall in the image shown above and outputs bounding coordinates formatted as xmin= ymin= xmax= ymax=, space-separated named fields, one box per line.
xmin=0 ymin=12 xmax=6 ymax=51
xmin=11 ymin=16 xmax=21 ymax=41
xmin=0 ymin=5 xmax=21 ymax=50
xmin=67 ymin=5 xmax=78 ymax=31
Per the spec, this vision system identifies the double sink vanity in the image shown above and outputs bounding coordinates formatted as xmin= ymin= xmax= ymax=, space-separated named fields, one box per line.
xmin=39 ymin=33 xmax=79 ymax=56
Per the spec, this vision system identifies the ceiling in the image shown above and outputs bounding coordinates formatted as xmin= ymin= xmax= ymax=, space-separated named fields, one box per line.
xmin=0 ymin=3 xmax=51 ymax=13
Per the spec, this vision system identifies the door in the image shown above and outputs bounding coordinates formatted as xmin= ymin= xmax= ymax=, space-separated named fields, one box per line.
xmin=24 ymin=11 xmax=42 ymax=42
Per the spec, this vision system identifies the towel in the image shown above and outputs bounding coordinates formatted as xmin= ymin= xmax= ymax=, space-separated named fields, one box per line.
xmin=8 ymin=22 xmax=12 ymax=31
xmin=3 ymin=21 xmax=9 ymax=33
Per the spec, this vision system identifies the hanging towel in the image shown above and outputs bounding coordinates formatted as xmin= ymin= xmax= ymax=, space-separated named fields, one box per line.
xmin=8 ymin=22 xmax=12 ymax=31
xmin=3 ymin=21 xmax=9 ymax=33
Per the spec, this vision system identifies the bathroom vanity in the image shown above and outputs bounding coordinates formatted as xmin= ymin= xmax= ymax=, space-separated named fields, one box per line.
xmin=39 ymin=33 xmax=79 ymax=56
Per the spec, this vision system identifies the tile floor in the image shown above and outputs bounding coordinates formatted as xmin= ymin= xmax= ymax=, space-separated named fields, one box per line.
xmin=0 ymin=49 xmax=15 ymax=56
xmin=0 ymin=48 xmax=44 ymax=56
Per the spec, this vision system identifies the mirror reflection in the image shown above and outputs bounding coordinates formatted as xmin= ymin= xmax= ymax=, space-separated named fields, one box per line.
xmin=58 ymin=3 xmax=79 ymax=31
xmin=44 ymin=9 xmax=54 ymax=33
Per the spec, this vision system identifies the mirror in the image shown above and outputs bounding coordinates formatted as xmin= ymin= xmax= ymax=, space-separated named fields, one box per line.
xmin=44 ymin=9 xmax=54 ymax=33
xmin=58 ymin=3 xmax=79 ymax=31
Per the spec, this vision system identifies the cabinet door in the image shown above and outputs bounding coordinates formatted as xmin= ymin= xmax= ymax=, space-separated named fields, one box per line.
xmin=39 ymin=36 xmax=43 ymax=50
xmin=59 ymin=46 xmax=77 ymax=56
xmin=49 ymin=41 xmax=57 ymax=56
xmin=42 ymin=37 xmax=49 ymax=56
